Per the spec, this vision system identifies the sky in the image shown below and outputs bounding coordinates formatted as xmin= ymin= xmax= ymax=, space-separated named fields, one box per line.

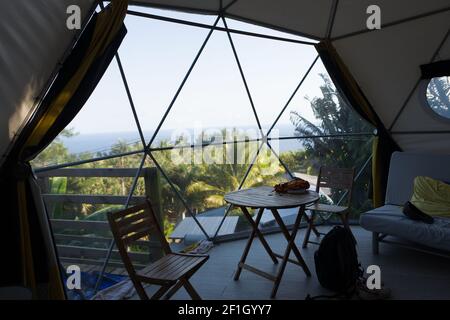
xmin=66 ymin=6 xmax=328 ymax=143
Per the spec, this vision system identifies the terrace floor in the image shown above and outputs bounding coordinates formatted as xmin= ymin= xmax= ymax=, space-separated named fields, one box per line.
xmin=124 ymin=226 xmax=450 ymax=300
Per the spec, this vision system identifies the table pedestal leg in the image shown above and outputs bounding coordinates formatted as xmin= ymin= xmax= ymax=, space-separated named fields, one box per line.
xmin=234 ymin=207 xmax=278 ymax=281
xmin=302 ymin=210 xmax=320 ymax=248
xmin=270 ymin=206 xmax=311 ymax=298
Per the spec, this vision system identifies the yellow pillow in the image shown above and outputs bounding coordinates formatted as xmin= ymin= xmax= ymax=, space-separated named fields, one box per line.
xmin=411 ymin=176 xmax=450 ymax=217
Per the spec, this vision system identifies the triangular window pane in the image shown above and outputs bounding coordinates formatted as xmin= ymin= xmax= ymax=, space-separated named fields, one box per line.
xmin=151 ymin=138 xmax=260 ymax=240
xmin=270 ymin=59 xmax=374 ymax=139
xmin=32 ymin=62 xmax=144 ymax=169
xmin=242 ymin=143 xmax=287 ymax=189
xmin=120 ymin=12 xmax=218 ymax=145
xmin=150 ymin=27 xmax=261 ymax=148
xmin=229 ymin=29 xmax=318 ymax=132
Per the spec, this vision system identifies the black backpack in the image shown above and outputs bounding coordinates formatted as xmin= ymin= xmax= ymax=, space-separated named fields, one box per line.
xmin=313 ymin=226 xmax=363 ymax=295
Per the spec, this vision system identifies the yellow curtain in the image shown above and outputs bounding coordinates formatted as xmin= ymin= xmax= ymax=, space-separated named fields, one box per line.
xmin=16 ymin=0 xmax=128 ymax=299
xmin=24 ymin=1 xmax=128 ymax=149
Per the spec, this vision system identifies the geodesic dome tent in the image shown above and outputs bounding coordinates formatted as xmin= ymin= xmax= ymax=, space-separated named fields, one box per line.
xmin=0 ymin=0 xmax=448 ymax=299
xmin=1 ymin=0 xmax=449 ymax=161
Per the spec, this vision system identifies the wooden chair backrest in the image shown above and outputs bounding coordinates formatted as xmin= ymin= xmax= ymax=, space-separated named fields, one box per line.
xmin=316 ymin=166 xmax=355 ymax=206
xmin=107 ymin=200 xmax=171 ymax=275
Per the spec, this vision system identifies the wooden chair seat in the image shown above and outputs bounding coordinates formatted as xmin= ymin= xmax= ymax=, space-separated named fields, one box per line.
xmin=307 ymin=203 xmax=348 ymax=214
xmin=107 ymin=200 xmax=209 ymax=300
xmin=137 ymin=253 xmax=208 ymax=283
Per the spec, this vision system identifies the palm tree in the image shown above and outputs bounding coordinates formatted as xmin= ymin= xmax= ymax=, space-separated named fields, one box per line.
xmin=185 ymin=135 xmax=285 ymax=212
xmin=290 ymin=74 xmax=374 ymax=214
xmin=154 ymin=129 xmax=286 ymax=218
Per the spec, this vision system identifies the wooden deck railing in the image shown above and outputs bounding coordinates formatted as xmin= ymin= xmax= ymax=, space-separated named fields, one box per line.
xmin=36 ymin=167 xmax=163 ymax=268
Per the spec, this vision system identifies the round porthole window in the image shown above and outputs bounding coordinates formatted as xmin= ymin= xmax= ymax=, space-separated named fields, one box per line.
xmin=424 ymin=76 xmax=450 ymax=120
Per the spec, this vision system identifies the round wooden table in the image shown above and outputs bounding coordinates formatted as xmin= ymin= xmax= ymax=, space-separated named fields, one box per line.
xmin=225 ymin=186 xmax=319 ymax=298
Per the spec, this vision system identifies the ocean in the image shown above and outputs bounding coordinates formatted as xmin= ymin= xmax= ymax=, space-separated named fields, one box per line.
xmin=60 ymin=124 xmax=304 ymax=155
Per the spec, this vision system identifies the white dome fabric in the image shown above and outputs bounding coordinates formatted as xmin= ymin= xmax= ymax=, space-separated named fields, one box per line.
xmin=332 ymin=10 xmax=450 ymax=153
xmin=1 ymin=0 xmax=449 ymax=162
xmin=0 ymin=0 xmax=94 ymax=164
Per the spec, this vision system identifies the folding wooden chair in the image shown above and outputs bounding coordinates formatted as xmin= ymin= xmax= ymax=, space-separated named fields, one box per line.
xmin=107 ymin=200 xmax=209 ymax=300
xmin=302 ymin=166 xmax=355 ymax=248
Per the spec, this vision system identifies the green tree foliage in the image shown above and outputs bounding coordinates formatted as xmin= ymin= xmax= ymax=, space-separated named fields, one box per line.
xmin=153 ymin=129 xmax=285 ymax=220
xmin=32 ymin=128 xmax=78 ymax=167
xmin=426 ymin=76 xmax=450 ymax=118
xmin=32 ymin=74 xmax=375 ymax=234
xmin=288 ymin=74 xmax=374 ymax=215
xmin=32 ymin=128 xmax=287 ymax=243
